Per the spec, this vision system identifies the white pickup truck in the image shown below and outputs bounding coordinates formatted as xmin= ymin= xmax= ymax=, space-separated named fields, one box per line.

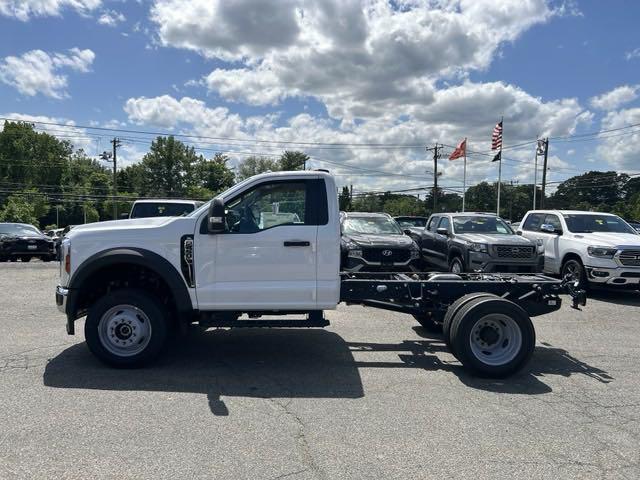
xmin=518 ymin=210 xmax=640 ymax=289
xmin=56 ymin=171 xmax=584 ymax=377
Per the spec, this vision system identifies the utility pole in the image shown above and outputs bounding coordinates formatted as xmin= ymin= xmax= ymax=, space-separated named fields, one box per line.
xmin=540 ymin=138 xmax=549 ymax=208
xmin=427 ymin=144 xmax=440 ymax=212
xmin=111 ymin=137 xmax=121 ymax=219
xmin=55 ymin=205 xmax=60 ymax=228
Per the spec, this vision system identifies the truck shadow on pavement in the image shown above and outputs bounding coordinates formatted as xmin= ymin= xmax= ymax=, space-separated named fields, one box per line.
xmin=43 ymin=329 xmax=365 ymax=416
xmin=587 ymin=288 xmax=640 ymax=307
xmin=43 ymin=327 xmax=613 ymax=415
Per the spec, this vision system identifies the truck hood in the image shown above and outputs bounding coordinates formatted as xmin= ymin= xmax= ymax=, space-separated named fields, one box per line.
xmin=67 ymin=217 xmax=177 ymax=238
xmin=455 ymin=233 xmax=534 ymax=245
xmin=567 ymin=232 xmax=640 ymax=248
xmin=343 ymin=233 xmax=415 ymax=248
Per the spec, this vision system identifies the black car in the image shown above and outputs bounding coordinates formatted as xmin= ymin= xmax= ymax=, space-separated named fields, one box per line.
xmin=340 ymin=212 xmax=421 ymax=272
xmin=0 ymin=223 xmax=56 ymax=262
xmin=412 ymin=213 xmax=543 ymax=273
xmin=625 ymin=219 xmax=640 ymax=233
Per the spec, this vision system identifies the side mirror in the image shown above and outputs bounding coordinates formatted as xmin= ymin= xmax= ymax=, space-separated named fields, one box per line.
xmin=120 ymin=213 xmax=129 ymax=219
xmin=541 ymin=223 xmax=561 ymax=235
xmin=403 ymin=229 xmax=412 ymax=236
xmin=207 ymin=198 xmax=226 ymax=234
xmin=516 ymin=230 xmax=522 ymax=236
xmin=436 ymin=227 xmax=448 ymax=236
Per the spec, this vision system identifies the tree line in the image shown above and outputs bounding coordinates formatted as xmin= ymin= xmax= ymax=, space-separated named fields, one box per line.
xmin=1 ymin=121 xmax=639 ymax=228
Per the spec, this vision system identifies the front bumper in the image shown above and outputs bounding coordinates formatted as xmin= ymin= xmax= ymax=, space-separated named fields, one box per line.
xmin=342 ymin=255 xmax=421 ymax=273
xmin=468 ymin=251 xmax=544 ymax=273
xmin=56 ymin=285 xmax=68 ymax=313
xmin=585 ymin=265 xmax=640 ymax=286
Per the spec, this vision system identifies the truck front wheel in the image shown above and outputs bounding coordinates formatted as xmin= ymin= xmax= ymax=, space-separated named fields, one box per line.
xmin=449 ymin=297 xmax=535 ymax=378
xmin=85 ymin=289 xmax=169 ymax=368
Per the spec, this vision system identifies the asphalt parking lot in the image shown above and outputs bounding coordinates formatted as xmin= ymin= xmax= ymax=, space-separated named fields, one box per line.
xmin=1 ymin=263 xmax=639 ymax=480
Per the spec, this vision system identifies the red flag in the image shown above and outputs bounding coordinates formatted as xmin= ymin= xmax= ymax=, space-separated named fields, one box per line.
xmin=449 ymin=138 xmax=466 ymax=160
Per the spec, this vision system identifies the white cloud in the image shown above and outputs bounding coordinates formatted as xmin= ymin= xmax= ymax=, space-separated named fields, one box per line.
xmin=0 ymin=0 xmax=101 ymax=21
xmin=590 ymin=85 xmax=639 ymax=111
xmin=0 ymin=48 xmax=95 ymax=99
xmin=625 ymin=48 xmax=640 ymax=61
xmin=97 ymin=9 xmax=125 ymax=27
xmin=153 ymin=0 xmax=556 ymax=119
xmin=122 ymin=88 xmax=590 ymax=191
xmin=597 ymin=108 xmax=640 ymax=172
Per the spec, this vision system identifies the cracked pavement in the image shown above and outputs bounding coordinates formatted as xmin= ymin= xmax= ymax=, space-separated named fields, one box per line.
xmin=0 ymin=263 xmax=639 ymax=479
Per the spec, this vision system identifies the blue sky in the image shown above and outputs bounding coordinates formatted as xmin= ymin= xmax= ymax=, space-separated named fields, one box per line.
xmin=0 ymin=0 xmax=639 ymax=194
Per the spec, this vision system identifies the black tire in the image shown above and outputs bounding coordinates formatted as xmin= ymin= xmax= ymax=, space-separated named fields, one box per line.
xmin=449 ymin=297 xmax=535 ymax=378
xmin=443 ymin=293 xmax=500 ymax=355
xmin=412 ymin=313 xmax=442 ymax=333
xmin=561 ymin=257 xmax=587 ymax=289
xmin=84 ymin=289 xmax=170 ymax=368
xmin=449 ymin=256 xmax=464 ymax=274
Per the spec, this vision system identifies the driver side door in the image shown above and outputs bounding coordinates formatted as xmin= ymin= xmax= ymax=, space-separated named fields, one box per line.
xmin=194 ymin=179 xmax=320 ymax=310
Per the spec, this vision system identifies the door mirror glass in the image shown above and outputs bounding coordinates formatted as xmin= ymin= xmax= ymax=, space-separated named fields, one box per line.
xmin=436 ymin=227 xmax=448 ymax=236
xmin=540 ymin=223 xmax=560 ymax=234
xmin=208 ymin=198 xmax=226 ymax=234
xmin=516 ymin=230 xmax=522 ymax=236
xmin=403 ymin=229 xmax=412 ymax=236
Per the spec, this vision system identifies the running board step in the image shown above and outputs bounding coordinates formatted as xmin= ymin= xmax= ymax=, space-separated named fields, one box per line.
xmin=199 ymin=311 xmax=329 ymax=329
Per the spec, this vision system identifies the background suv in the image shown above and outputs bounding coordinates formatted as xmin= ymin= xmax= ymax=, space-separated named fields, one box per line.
xmin=340 ymin=212 xmax=420 ymax=272
xmin=412 ymin=213 xmax=543 ymax=273
xmin=518 ymin=210 xmax=640 ymax=289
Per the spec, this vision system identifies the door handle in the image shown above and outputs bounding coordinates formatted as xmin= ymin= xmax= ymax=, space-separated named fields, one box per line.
xmin=284 ymin=241 xmax=311 ymax=247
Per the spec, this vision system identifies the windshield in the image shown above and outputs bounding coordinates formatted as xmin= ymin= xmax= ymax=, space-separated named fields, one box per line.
xmin=0 ymin=224 xmax=41 ymax=236
xmin=564 ymin=214 xmax=637 ymax=234
xmin=396 ymin=218 xmax=426 ymax=228
xmin=343 ymin=216 xmax=402 ymax=235
xmin=130 ymin=203 xmax=196 ymax=219
xmin=452 ymin=216 xmax=513 ymax=235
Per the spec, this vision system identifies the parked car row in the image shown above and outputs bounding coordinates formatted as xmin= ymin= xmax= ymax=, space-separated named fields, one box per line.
xmin=338 ymin=209 xmax=640 ymax=291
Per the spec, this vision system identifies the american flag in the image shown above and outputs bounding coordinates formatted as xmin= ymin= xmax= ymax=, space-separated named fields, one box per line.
xmin=491 ymin=121 xmax=503 ymax=150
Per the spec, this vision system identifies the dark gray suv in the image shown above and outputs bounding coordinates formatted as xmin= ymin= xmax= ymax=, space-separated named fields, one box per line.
xmin=411 ymin=213 xmax=544 ymax=273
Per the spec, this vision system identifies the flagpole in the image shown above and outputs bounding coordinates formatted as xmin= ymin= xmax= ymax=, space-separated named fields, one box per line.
xmin=462 ymin=137 xmax=467 ymax=212
xmin=533 ymin=140 xmax=538 ymax=209
xmin=497 ymin=116 xmax=503 ymax=216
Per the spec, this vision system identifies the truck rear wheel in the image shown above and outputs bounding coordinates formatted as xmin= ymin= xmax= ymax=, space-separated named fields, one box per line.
xmin=449 ymin=297 xmax=535 ymax=378
xmin=85 ymin=289 xmax=169 ymax=368
xmin=443 ymin=293 xmax=499 ymax=355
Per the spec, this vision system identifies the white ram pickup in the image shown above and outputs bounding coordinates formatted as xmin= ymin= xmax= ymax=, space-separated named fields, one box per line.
xmin=518 ymin=210 xmax=640 ymax=288
xmin=56 ymin=171 xmax=584 ymax=377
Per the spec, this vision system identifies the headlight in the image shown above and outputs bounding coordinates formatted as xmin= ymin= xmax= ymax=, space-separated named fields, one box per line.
xmin=348 ymin=249 xmax=363 ymax=258
xmin=587 ymin=246 xmax=617 ymax=258
xmin=469 ymin=243 xmax=488 ymax=253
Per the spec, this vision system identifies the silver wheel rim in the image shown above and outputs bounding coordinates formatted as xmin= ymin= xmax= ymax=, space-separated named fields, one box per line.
xmin=451 ymin=260 xmax=462 ymax=274
xmin=469 ymin=313 xmax=522 ymax=366
xmin=97 ymin=305 xmax=152 ymax=357
xmin=564 ymin=261 xmax=581 ymax=282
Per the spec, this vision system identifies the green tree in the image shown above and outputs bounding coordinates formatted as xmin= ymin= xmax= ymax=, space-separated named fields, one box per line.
xmin=338 ymin=186 xmax=352 ymax=211
xmin=549 ymin=171 xmax=627 ymax=210
xmin=351 ymin=194 xmax=381 ymax=212
xmin=194 ymin=153 xmax=235 ymax=194
xmin=382 ymin=195 xmax=424 ymax=216
xmin=236 ymin=156 xmax=278 ymax=181
xmin=137 ymin=136 xmax=203 ymax=196
xmin=279 ymin=150 xmax=309 ymax=171
xmin=0 ymin=193 xmax=39 ymax=226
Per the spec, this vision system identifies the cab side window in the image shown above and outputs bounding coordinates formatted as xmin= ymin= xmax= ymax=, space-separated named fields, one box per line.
xmin=427 ymin=216 xmax=440 ymax=232
xmin=438 ymin=216 xmax=451 ymax=232
xmin=225 ymin=181 xmax=307 ymax=233
xmin=544 ymin=214 xmax=562 ymax=233
xmin=523 ymin=213 xmax=544 ymax=231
